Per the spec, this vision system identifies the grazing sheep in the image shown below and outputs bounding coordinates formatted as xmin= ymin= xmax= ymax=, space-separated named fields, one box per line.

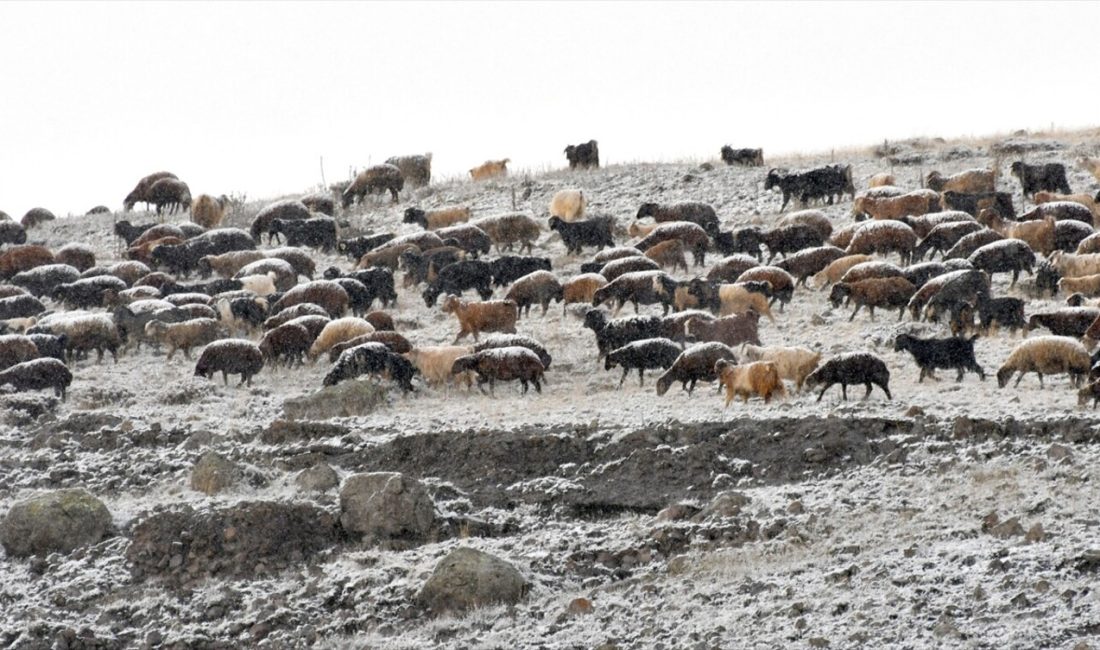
xmin=1049 ymin=251 xmax=1100 ymax=279
xmin=1026 ymin=308 xmax=1100 ymax=338
xmin=636 ymin=202 xmax=719 ymax=236
xmin=828 ymin=223 xmax=861 ymax=250
xmin=627 ymin=222 xmax=660 ymax=239
xmin=852 ymin=191 xmax=939 ymax=221
xmin=263 ymin=304 xmax=329 ymax=332
xmin=564 ymin=140 xmax=599 ymax=169
xmin=549 ymin=216 xmax=615 ymax=255
xmin=26 ymin=333 xmax=66 ymax=362
xmin=147 ymin=178 xmax=192 ymax=215
xmin=200 ymin=250 xmax=270 ymax=280
xmin=776 ymin=209 xmax=833 ymax=241
xmin=774 ymin=245 xmax=846 ymax=288
xmin=307 ymin=317 xmax=375 ymax=361
xmin=469 ymin=214 xmax=541 ymax=255
xmin=599 ymin=256 xmax=660 ymax=283
xmin=903 ymin=211 xmax=977 ymax=239
xmin=300 ymin=193 xmax=335 ymax=216
xmin=603 ymin=337 xmax=682 ymax=388
xmin=250 ymin=200 xmax=311 ymax=245
xmin=654 ymin=342 xmax=738 ymax=396
xmin=925 ymin=169 xmax=995 ymax=194
xmin=268 ymin=217 xmax=337 ymax=252
xmin=845 ymin=220 xmax=918 ymax=265
xmin=1054 ymin=220 xmax=1095 ymax=253
xmin=271 ymin=280 xmax=349 ymax=318
xmin=282 ymin=315 xmax=330 ymax=343
xmin=123 ymin=171 xmax=178 ymax=212
xmin=738 ymin=344 xmax=821 ymax=392
xmin=894 ymin=333 xmax=984 ymax=382
xmin=683 ymin=279 xmax=774 ymax=322
xmin=113 ymin=220 xmax=158 ymax=246
xmin=943 ymin=228 xmax=1005 ymax=261
xmin=685 ymin=312 xmax=761 ymax=348
xmin=642 ymin=239 xmax=688 ymax=272
xmin=0 ymin=294 xmax=45 ymax=321
xmin=562 ymin=273 xmax=608 ymax=315
xmin=974 ymin=297 xmax=1027 ymax=335
xmin=903 ymin=261 xmax=950 ymax=289
xmin=12 ymin=264 xmax=81 ymax=298
xmin=52 ymin=276 xmax=128 ymax=310
xmin=0 ymin=358 xmax=72 ymax=399
xmin=400 ymin=246 xmax=465 ymax=288
xmin=422 ymin=259 xmax=494 ymax=307
xmin=39 ymin=313 xmax=122 ymax=363
xmin=804 ymin=352 xmax=891 ymax=401
xmin=505 ymin=270 xmax=563 ymax=317
xmin=1058 ymin=274 xmax=1100 ymax=297
xmin=258 ymin=323 xmax=312 ymax=368
xmin=324 ymin=342 xmax=416 ymax=392
xmin=967 ymin=239 xmax=1035 ymax=286
xmin=913 ymin=221 xmax=986 ymax=261
xmin=868 ymin=172 xmax=896 ymax=187
xmin=194 ymin=339 xmax=264 ymax=386
xmin=633 ymin=221 xmax=710 ymax=267
xmin=145 ymin=318 xmax=227 ymax=360
xmin=441 ymin=296 xmax=518 ymax=343
xmin=215 ymin=296 xmax=268 ymax=336
xmin=760 ymin=224 xmax=824 ymax=263
xmin=549 ymin=189 xmax=587 ymax=222
xmin=403 ymin=206 xmax=471 ymax=231
xmin=997 ymin=336 xmax=1089 ymax=388
xmin=920 ymin=269 xmax=991 ymax=323
xmin=452 ymin=347 xmax=545 ymax=394
xmin=342 ymin=164 xmax=404 ymax=206
xmin=0 ymin=245 xmax=55 ymax=280
xmin=720 ymin=147 xmax=764 ymax=166
xmin=715 ymin=359 xmax=786 ymax=406
xmin=127 ymin=236 xmax=186 ymax=265
xmin=942 ymin=191 xmax=1016 ymax=220
xmin=338 ymin=233 xmax=397 ymax=262
xmin=812 ymin=254 xmax=874 ymax=290
xmin=190 ymin=194 xmax=226 ymax=229
xmin=385 ymin=153 xmax=432 ymax=188
xmin=712 ymin=227 xmax=764 ymax=260
xmin=1010 ymin=161 xmax=1071 ymax=199
xmin=829 ymin=277 xmax=916 ymax=321
xmin=54 ymin=244 xmax=95 ymax=273
xmin=404 ymin=345 xmax=475 ymax=389
xmin=0 ymin=222 xmax=27 ymax=246
xmin=469 ymin=159 xmax=510 ymax=181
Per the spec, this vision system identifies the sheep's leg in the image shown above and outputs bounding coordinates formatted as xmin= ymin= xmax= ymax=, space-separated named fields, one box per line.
xmin=638 ymin=368 xmax=645 ymax=387
xmin=849 ymin=305 xmax=861 ymax=322
xmin=520 ymin=380 xmax=528 ymax=395
xmin=817 ymin=383 xmax=831 ymax=402
xmin=841 ymin=383 xmax=849 ymax=400
xmin=956 ymin=367 xmax=965 ymax=382
xmin=863 ymin=382 xmax=873 ymax=399
xmin=618 ymin=368 xmax=629 ymax=388
xmin=879 ymin=382 xmax=892 ymax=399
xmin=222 ymin=371 xmax=229 ymax=385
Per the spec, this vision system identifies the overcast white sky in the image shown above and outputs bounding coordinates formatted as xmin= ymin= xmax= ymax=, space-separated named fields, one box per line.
xmin=1 ymin=1 xmax=1097 ymax=219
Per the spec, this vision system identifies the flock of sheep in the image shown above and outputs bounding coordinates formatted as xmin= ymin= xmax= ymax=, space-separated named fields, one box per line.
xmin=3 ymin=141 xmax=1100 ymax=411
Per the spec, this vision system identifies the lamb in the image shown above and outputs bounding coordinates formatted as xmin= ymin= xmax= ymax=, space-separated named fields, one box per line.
xmin=564 ymin=140 xmax=599 ymax=169
xmin=307 ymin=317 xmax=375 ymax=361
xmin=403 ymin=206 xmax=472 ymax=230
xmin=562 ymin=273 xmax=608 ymax=315
xmin=714 ymin=360 xmax=786 ymax=406
xmin=385 ymin=153 xmax=432 ymax=188
xmin=1034 ymin=192 xmax=1100 ymax=220
xmin=913 ymin=221 xmax=986 ymax=261
xmin=451 ymin=347 xmax=545 ymax=394
xmin=0 ymin=245 xmax=55 ymax=280
xmin=404 ymin=345 xmax=475 ymax=389
xmin=851 ymin=192 xmax=939 ymax=221
xmin=967 ymin=239 xmax=1035 ymax=286
xmin=633 ymin=222 xmax=710 ymax=267
xmin=324 ymin=342 xmax=417 ymax=392
xmin=268 ymin=217 xmax=337 ymax=252
xmin=845 ymin=220 xmax=919 ymax=265
xmin=470 ymin=214 xmax=541 ymax=254
xmin=434 ymin=224 xmax=493 ymax=258
xmin=422 ymin=260 xmax=494 ymax=307
xmin=342 ymin=164 xmax=404 ymax=206
xmin=504 ymin=270 xmax=563 ymax=317
xmin=549 ymin=216 xmax=615 ymax=255
xmin=0 ymin=358 xmax=72 ymax=399
xmin=761 ymin=224 xmax=824 ymax=263
xmin=469 ymin=159 xmax=510 ymax=181
xmin=654 ymin=342 xmax=738 ymax=396
xmin=1026 ymin=308 xmax=1100 ymax=338
xmin=635 ymin=202 xmax=719 ymax=236
xmin=190 ymin=194 xmax=226 ymax=229
xmin=1010 ymin=161 xmax=1071 ymax=199
xmin=893 ymin=333 xmax=985 ymax=382
xmin=804 ymin=352 xmax=892 ymax=401
xmin=270 ymin=280 xmax=349 ymax=318
xmin=0 ymin=334 xmax=40 ymax=371
xmin=54 ymin=244 xmax=95 ymax=273
xmin=258 ymin=323 xmax=312 ymax=368
xmin=146 ymin=178 xmax=192 ymax=215
xmin=599 ymin=256 xmax=660 ymax=282
xmin=549 ymin=189 xmax=587 ymax=221
xmin=327 ymin=331 xmax=411 ymax=362
xmin=1049 ymin=251 xmax=1100 ymax=279
xmin=145 ymin=318 xmax=227 ymax=360
xmin=441 ymin=296 xmax=518 ymax=343
xmin=829 ymin=277 xmax=916 ymax=321
xmin=812 ymin=254 xmax=874 ymax=290
xmin=774 ymin=245 xmax=846 ymax=287
xmin=582 ymin=309 xmax=664 ymax=361
xmin=193 ymin=339 xmax=264 ymax=386
xmin=685 ymin=312 xmax=761 ymax=348
xmin=737 ymin=266 xmax=795 ymax=310
xmin=738 ymin=343 xmax=821 ymax=392
xmin=473 ymin=335 xmax=552 ymax=370
xmin=996 ymin=336 xmax=1089 ymax=388
xmin=925 ymin=169 xmax=995 ymax=194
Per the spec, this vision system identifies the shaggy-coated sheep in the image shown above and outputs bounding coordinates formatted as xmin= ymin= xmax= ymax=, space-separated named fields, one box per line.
xmin=505 ymin=270 xmax=563 ymax=317
xmin=996 ymin=336 xmax=1089 ymax=388
xmin=737 ymin=266 xmax=795 ymax=310
xmin=1058 ymin=274 xmax=1100 ymax=297
xmin=190 ymin=194 xmax=226 ymax=229
xmin=0 ymin=358 xmax=72 ymax=399
xmin=307 ymin=317 xmax=375 ymax=361
xmin=925 ymin=169 xmax=995 ymax=194
xmin=0 ymin=222 xmax=26 ymax=247
xmin=894 ymin=333 xmax=984 ymax=382
xmin=199 ymin=250 xmax=267 ymax=280
xmin=712 ymin=227 xmax=764 ymax=261
xmin=564 ymin=140 xmax=599 ymax=169
xmin=851 ymin=191 xmax=939 ymax=221
xmin=633 ymin=222 xmax=710 ymax=267
xmin=1035 ymin=192 xmax=1100 ymax=220
xmin=1054 ymin=220 xmax=1095 ymax=253
xmin=598 ymin=256 xmax=660 ymax=282
xmin=269 ymin=217 xmax=337 ymax=252
xmin=0 ymin=294 xmax=45 ymax=321
xmin=774 ymin=245 xmax=846 ymax=287
xmin=902 ymin=211 xmax=977 ymax=239
xmin=804 ymin=352 xmax=891 ymax=401
xmin=967 ymin=239 xmax=1034 ymax=286
xmin=113 ymin=220 xmax=158 ymax=246
xmin=868 ymin=173 xmax=896 ymax=188
xmin=194 ymin=339 xmax=264 ymax=386
xmin=643 ymin=239 xmax=688 ymax=272
xmin=150 ymin=228 xmax=256 ymax=276
xmin=250 ymin=200 xmax=310 ymax=244
xmin=441 ymin=296 xmax=518 ymax=343
xmin=342 ymin=164 xmax=404 ymax=206
xmin=300 ymin=193 xmax=335 ymax=216
xmin=52 ymin=276 xmax=128 ymax=310
xmin=549 ymin=216 xmax=615 ymax=255
xmin=684 ymin=312 xmax=761 ymax=348
xmin=974 ymin=297 xmax=1027 ymax=335
xmin=37 ymin=313 xmax=122 ymax=363
xmin=452 ymin=346 xmax=545 ymax=394
xmin=422 ymin=260 xmax=494 ymax=306
xmin=845 ymin=220 xmax=918 ymax=265
xmin=1010 ymin=161 xmax=1071 ymax=199
xmin=12 ymin=264 xmax=81 ymax=298
xmin=583 ymin=308 xmax=663 ymax=361
xmin=760 ymin=224 xmax=824 ymax=263
xmin=636 ymin=202 xmax=719 ymax=236
xmin=27 ymin=333 xmax=66 ymax=362
xmin=920 ymin=269 xmax=991 ymax=323
xmin=399 ymin=246 xmax=465 ymax=288
xmin=325 ymin=330 xmax=408 ymax=363
xmin=404 ymin=206 xmax=471 ymax=230
xmin=469 ymin=159 xmax=510 ymax=181
xmin=942 ymin=191 xmax=1016 ymax=220
xmin=488 ymin=255 xmax=552 ymax=289
xmin=720 ymin=147 xmax=763 ymax=167
xmin=593 ymin=270 xmax=675 ymax=316
xmin=325 ymin=267 xmax=397 ymax=310
xmin=404 ymin=345 xmax=475 ymax=389
xmin=1026 ymin=308 xmax=1100 ymax=338
xmin=903 ymin=261 xmax=950 ymax=289
xmin=338 ymin=233 xmax=397 ymax=262
xmin=715 ymin=359 xmax=786 ymax=406
xmin=385 ymin=153 xmax=432 ymax=188
xmin=654 ymin=342 xmax=738 ymax=396
xmin=123 ymin=171 xmax=179 ymax=212
xmin=776 ymin=209 xmax=833 ymax=241
xmin=549 ymin=189 xmax=587 ymax=221
xmin=473 ymin=334 xmax=552 ymax=370
xmin=145 ymin=318 xmax=227 ymax=360
xmin=324 ymin=342 xmax=417 ymax=392
xmin=263 ymin=304 xmax=329 ymax=332
xmin=738 ymin=344 xmax=821 ymax=392
xmin=829 ymin=277 xmax=916 ymax=321
xmin=1049 ymin=251 xmax=1100 ymax=279
xmin=943 ymin=228 xmax=1005 ymax=261
xmin=0 ymin=334 xmax=40 ymax=371
xmin=682 ymin=279 xmax=774 ymax=322
xmin=811 ymin=254 xmax=874 ymax=290
xmin=434 ymin=224 xmax=493 ymax=258
xmin=562 ymin=273 xmax=608 ymax=315
xmin=271 ymin=280 xmax=348 ymax=318
xmin=913 ymin=221 xmax=986 ymax=261
xmin=470 ymin=214 xmax=541 ymax=254
xmin=146 ymin=178 xmax=192 ymax=215
xmin=594 ymin=246 xmax=644 ymax=265
xmin=0 ymin=245 xmax=55 ymax=280
xmin=1019 ymin=201 xmax=1095 ymax=231
xmin=258 ymin=323 xmax=312 ymax=368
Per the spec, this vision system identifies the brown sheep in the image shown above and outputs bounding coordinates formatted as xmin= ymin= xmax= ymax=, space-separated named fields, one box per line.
xmin=903 ymin=211 xmax=976 ymax=239
xmin=357 ymin=243 xmax=421 ymax=271
xmin=644 ymin=239 xmax=688 ymax=272
xmin=451 ymin=346 xmax=545 ymax=394
xmin=775 ymin=209 xmax=833 ymax=241
xmin=342 ymin=164 xmax=404 ymax=206
xmin=190 ymin=194 xmax=226 ymax=229
xmin=828 ymin=222 xmax=861 ymax=249
xmin=715 ymin=359 xmax=786 ymax=406
xmin=328 ymin=331 xmax=412 ymax=363
xmin=194 ymin=339 xmax=264 ymax=386
xmin=130 ymin=223 xmax=189 ymax=248
xmin=1076 ymin=233 xmax=1100 ymax=255
xmin=469 ymin=159 xmax=510 ymax=181
xmin=505 ymin=270 xmax=564 ymax=317
xmin=562 ymin=273 xmax=608 ymax=315
xmin=200 ymin=250 xmax=268 ymax=279
xmin=845 ymin=221 xmax=918 ymax=265
xmin=403 ymin=206 xmax=472 ymax=230
xmin=470 ymin=214 xmax=541 ymax=254
xmin=812 ymin=254 xmax=874 ymax=290
xmin=655 ymin=342 xmax=737 ymax=395
xmin=1034 ymin=192 xmax=1100 ymax=220
xmin=593 ymin=246 xmax=644 ymax=265
xmin=262 ymin=303 xmax=330 ymax=331
xmin=996 ymin=336 xmax=1089 ymax=388
xmin=979 ymin=209 xmax=1055 ymax=256
xmin=271 ymin=280 xmax=349 ymax=318
xmin=307 ymin=317 xmax=375 ymax=361
xmin=54 ymin=244 xmax=96 ymax=272
xmin=633 ymin=222 xmax=710 ymax=267
xmin=838 ymin=261 xmax=905 ymax=285
xmin=925 ymin=169 xmax=995 ymax=194
xmin=852 ymin=191 xmax=939 ymax=221
xmin=144 ymin=318 xmax=227 ymax=360
xmin=124 ymin=171 xmax=178 ymax=212
xmin=774 ymin=245 xmax=846 ymax=287
xmin=258 ymin=323 xmax=312 ymax=367
xmin=1020 ymin=200 xmax=1095 ymax=226
xmin=737 ymin=266 xmax=795 ymax=310
xmin=0 ymin=334 xmax=40 ymax=371
xmin=600 ymin=256 xmax=660 ymax=282
xmin=126 ymin=236 xmax=185 ymax=265
xmin=364 ymin=311 xmax=395 ymax=332
xmin=706 ymin=254 xmax=759 ymax=283
xmin=441 ymin=295 xmax=519 ymax=343
xmin=0 ymin=245 xmax=55 ymax=280
xmin=685 ymin=312 xmax=760 ymax=348
xmin=829 ymin=277 xmax=916 ymax=321
xmin=102 ymin=261 xmax=153 ymax=286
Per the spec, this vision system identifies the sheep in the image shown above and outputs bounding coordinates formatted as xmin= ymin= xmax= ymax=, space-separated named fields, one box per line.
xmin=549 ymin=216 xmax=615 ymax=255
xmin=851 ymin=191 xmax=938 ymax=221
xmin=549 ymin=189 xmax=587 ymax=221
xmin=257 ymin=323 xmax=312 ymax=368
xmin=943 ymin=228 xmax=1005 ymax=261
xmin=737 ymin=266 xmax=795 ymax=311
xmin=335 ymin=267 xmax=397 ymax=310
xmin=300 ymin=193 xmax=335 ymax=216
xmin=829 ymin=223 xmax=861 ymax=249
xmin=338 ymin=233 xmax=397 ymax=262
xmin=1077 ymin=380 xmax=1100 ymax=407
xmin=1049 ymin=251 xmax=1100 ymax=279
xmin=249 ymin=200 xmax=310 ymax=244
xmin=0 ymin=245 xmax=55 ymax=280
xmin=738 ymin=344 xmax=821 ymax=392
xmin=658 ymin=309 xmax=713 ymax=342
xmin=473 ymin=334 xmax=552 ymax=370
xmin=1010 ymin=161 xmax=1071 ymax=199
xmin=925 ymin=169 xmax=995 ymax=194
xmin=640 ymin=239 xmax=689 ymax=273
xmin=997 ymin=336 xmax=1089 ymax=388
xmin=893 ymin=333 xmax=984 ymax=382
xmin=600 ymin=337 xmax=683 ymax=388
xmin=193 ymin=339 xmax=264 ymax=386
xmin=488 ymin=256 xmax=551 ymax=289
xmin=1026 ymin=308 xmax=1100 ymax=338
xmin=146 ymin=178 xmax=192 ymax=215
xmin=441 ymin=296 xmax=518 ymax=343
xmin=562 ymin=273 xmax=608 ymax=315
xmin=307 ymin=317 xmax=375 ymax=361
xmin=0 ymin=358 xmax=72 ymax=399
xmin=829 ymin=277 xmax=916 ymax=321
xmin=654 ymin=342 xmax=738 ymax=396
xmin=1078 ymin=157 xmax=1100 ymax=183
xmin=342 ymin=164 xmax=404 ymax=206
xmin=920 ymin=269 xmax=991 ymax=323
xmin=720 ymin=147 xmax=764 ymax=166
xmin=0 ymin=334 xmax=40 ymax=371
xmin=902 ymin=211 xmax=977 ymax=239
xmin=845 ymin=220 xmax=918 ymax=265
xmin=385 ymin=153 xmax=432 ymax=188
xmin=19 ymin=208 xmax=55 ymax=231
xmin=54 ymin=244 xmax=95 ymax=273
xmin=262 ymin=304 xmax=329 ymax=331
xmin=635 ymin=202 xmax=719 ymax=236
xmin=811 ymin=254 xmax=875 ymax=290
xmin=683 ymin=279 xmax=774 ymax=322
xmin=1034 ymin=192 xmax=1100 ymax=220
xmin=564 ymin=140 xmax=599 ymax=169
xmin=52 ymin=276 xmax=129 ymax=310
xmin=633 ymin=222 xmax=710 ymax=267
xmin=327 ymin=331 xmax=411 ymax=362
xmin=234 ymin=272 xmax=277 ymax=297
xmin=967 ymin=239 xmax=1035 ymax=286
xmin=973 ymin=297 xmax=1027 ymax=335
xmin=504 ymin=270 xmax=563 ymax=317
xmin=712 ymin=227 xmax=764 ymax=260
xmin=113 ymin=220 xmax=158 ymax=246
xmin=775 ymin=209 xmax=833 ymax=241
xmin=760 ymin=224 xmax=824 ymax=263
xmin=868 ymin=173 xmax=896 ymax=187
xmin=582 ymin=309 xmax=664 ymax=361
xmin=113 ymin=301 xmax=188 ymax=349
xmin=627 ymin=222 xmax=660 ymax=239
xmin=127 ymin=236 xmax=186 ymax=265
xmin=903 ymin=261 xmax=950 ymax=289
xmin=942 ymin=191 xmax=1016 ymax=220
xmin=0 ymin=318 xmax=37 ymax=336
xmin=98 ymin=261 xmax=153 ymax=286
xmin=451 ymin=347 xmax=545 ymax=394
xmin=594 ymin=246 xmax=644 ymax=265
xmin=403 ymin=206 xmax=471 ymax=231
xmin=129 ymin=223 xmax=192 ymax=248
xmin=434 ymin=224 xmax=493 ymax=258
xmin=324 ymin=342 xmax=416 ymax=392
xmin=1054 ymin=220 xmax=1095 ymax=253
xmin=404 ymin=345 xmax=475 ymax=389
xmin=123 ymin=171 xmax=178 ymax=212
xmin=715 ymin=360 xmax=786 ymax=406
xmin=268 ymin=217 xmax=337 ymax=252
xmin=190 ymin=194 xmax=226 ymax=229
xmin=805 ymin=352 xmax=892 ymax=401
xmin=470 ymin=214 xmax=541 ymax=254
xmin=282 ymin=315 xmax=330 ymax=343
xmin=271 ymin=280 xmax=348 ymax=318
xmin=354 ymin=243 xmax=420 ymax=273
xmin=685 ymin=312 xmax=761 ymax=348
xmin=593 ymin=270 xmax=676 ymax=316
xmin=145 ymin=318 xmax=227 ymax=360
xmin=0 ymin=295 xmax=45 ymax=321
xmin=0 ymin=222 xmax=26 ymax=246
xmin=774 ymin=245 xmax=846 ymax=288
xmin=214 ymin=296 xmax=268 ymax=336
xmin=913 ymin=221 xmax=986 ymax=261
xmin=469 ymin=159 xmax=510 ymax=181
xmin=149 ymin=229 xmax=257 ymax=276
xmin=1058 ymin=274 xmax=1100 ymax=297
xmin=599 ymin=256 xmax=660 ymax=283
xmin=422 ymin=260 xmax=494 ymax=307
xmin=39 ymin=313 xmax=122 ymax=363
xmin=27 ymin=333 xmax=66 ymax=362
xmin=12 ymin=264 xmax=81 ymax=298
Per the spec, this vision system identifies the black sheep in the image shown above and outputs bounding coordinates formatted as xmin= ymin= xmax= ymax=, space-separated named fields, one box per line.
xmin=269 ymin=217 xmax=337 ymax=252
xmin=422 ymin=259 xmax=494 ymax=306
xmin=548 ymin=216 xmax=614 ymax=255
xmin=761 ymin=224 xmax=824 ymax=263
xmin=977 ymin=296 xmax=1026 ymax=335
xmin=804 ymin=352 xmax=892 ymax=401
xmin=564 ymin=140 xmax=599 ymax=169
xmin=473 ymin=334 xmax=552 ymax=369
xmin=489 ymin=255 xmax=552 ymax=288
xmin=0 ymin=358 xmax=72 ymax=399
xmin=583 ymin=309 xmax=664 ymax=361
xmin=893 ymin=333 xmax=985 ymax=382
xmin=324 ymin=342 xmax=417 ymax=392
xmin=338 ymin=233 xmax=396 ymax=261
xmin=605 ymin=337 xmax=682 ymax=387
xmin=1010 ymin=161 xmax=1071 ymax=198
xmin=712 ymin=227 xmax=764 ymax=260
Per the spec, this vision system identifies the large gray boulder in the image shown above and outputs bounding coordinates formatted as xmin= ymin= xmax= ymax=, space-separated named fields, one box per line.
xmin=339 ymin=472 xmax=436 ymax=543
xmin=418 ymin=547 xmax=529 ymax=616
xmin=1 ymin=489 xmax=112 ymax=557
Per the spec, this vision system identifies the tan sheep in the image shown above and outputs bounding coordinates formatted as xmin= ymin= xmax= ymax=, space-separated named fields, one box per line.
xmin=469 ymin=159 xmax=510 ymax=181
xmin=403 ymin=206 xmax=472 ymax=230
xmin=852 ymin=191 xmax=938 ymax=220
xmin=1058 ymin=274 xmax=1100 ymax=297
xmin=562 ymin=273 xmax=608 ymax=315
xmin=440 ymin=295 xmax=518 ymax=343
xmin=548 ymin=189 xmax=587 ymax=221
xmin=644 ymin=239 xmax=688 ymax=272
xmin=190 ymin=194 xmax=226 ymax=229
xmin=717 ymin=284 xmax=775 ymax=322
xmin=996 ymin=335 xmax=1090 ymax=388
xmin=627 ymin=222 xmax=659 ymax=238
xmin=144 ymin=318 xmax=227 ymax=361
xmin=868 ymin=173 xmax=896 ymax=188
xmin=1049 ymin=251 xmax=1100 ymax=279
xmin=403 ymin=345 xmax=475 ymax=389
xmin=738 ymin=343 xmax=822 ymax=392
xmin=469 ymin=214 xmax=541 ymax=254
xmin=812 ymin=254 xmax=874 ymax=290
xmin=715 ymin=359 xmax=786 ymax=406
xmin=307 ymin=317 xmax=375 ymax=361
xmin=979 ymin=209 xmax=1055 ymax=256
xmin=198 ymin=250 xmax=267 ymax=278
xmin=925 ymin=168 xmax=995 ymax=194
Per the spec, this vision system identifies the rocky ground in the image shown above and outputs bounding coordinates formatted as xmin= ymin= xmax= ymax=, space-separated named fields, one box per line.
xmin=2 ymin=131 xmax=1100 ymax=649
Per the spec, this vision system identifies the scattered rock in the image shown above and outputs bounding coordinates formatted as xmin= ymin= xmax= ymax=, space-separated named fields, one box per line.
xmin=339 ymin=472 xmax=437 ymax=544
xmin=296 ymin=463 xmax=339 ymax=493
xmin=1047 ymin=443 xmax=1073 ymax=463
xmin=693 ymin=492 xmax=751 ymax=521
xmin=1025 ymin=523 xmax=1045 ymax=544
xmin=656 ymin=503 xmax=700 ymax=522
xmin=191 ymin=451 xmax=240 ymax=495
xmin=787 ymin=500 xmax=804 ymax=515
xmin=982 ymin=513 xmax=1025 ymax=539
xmin=283 ymin=380 xmax=387 ymax=419
xmin=418 ymin=547 xmax=528 ymax=616
xmin=0 ymin=489 xmax=112 ymax=557
xmin=905 ymin=405 xmax=925 ymax=418
xmin=261 ymin=419 xmax=349 ymax=445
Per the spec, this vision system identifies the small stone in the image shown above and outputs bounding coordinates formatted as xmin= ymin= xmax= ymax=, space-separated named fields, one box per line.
xmin=1047 ymin=444 xmax=1073 ymax=462
xmin=988 ymin=518 xmax=1025 ymax=539
xmin=811 ymin=314 xmax=827 ymax=326
xmin=787 ymin=500 xmax=804 ymax=515
xmin=808 ymin=638 xmax=829 ymax=648
xmin=693 ymin=491 xmax=751 ymax=521
xmin=295 ymin=463 xmax=339 ymax=493
xmin=905 ymin=405 xmax=925 ymax=418
xmin=1010 ymin=592 xmax=1030 ymax=608
xmin=655 ymin=503 xmax=700 ymax=522
xmin=339 ymin=472 xmax=436 ymax=544
xmin=903 ymin=545 xmax=917 ymax=558
xmin=1025 ymin=523 xmax=1045 ymax=543
xmin=191 ymin=451 xmax=240 ymax=495
xmin=566 ymin=597 xmax=593 ymax=616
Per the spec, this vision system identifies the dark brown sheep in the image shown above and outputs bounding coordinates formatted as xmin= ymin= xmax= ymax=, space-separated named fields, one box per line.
xmin=0 ymin=358 xmax=72 ymax=399
xmin=0 ymin=334 xmax=40 ymax=370
xmin=21 ymin=208 xmax=56 ymax=230
xmin=633 ymin=222 xmax=710 ymax=267
xmin=0 ymin=245 xmax=55 ymax=280
xmin=54 ymin=244 xmax=96 ymax=272
xmin=774 ymin=245 xmax=846 ymax=287
xmin=805 ymin=352 xmax=891 ymax=401
xmin=147 ymin=178 xmax=192 ymax=215
xmin=737 ymin=266 xmax=795 ymax=310
xmin=828 ymin=277 xmax=916 ymax=321
xmin=451 ymin=346 xmax=546 ymax=394
xmin=271 ymin=281 xmax=349 ymax=318
xmin=193 ymin=339 xmax=264 ymax=386
xmin=654 ymin=342 xmax=738 ymax=395
xmin=262 ymin=303 xmax=330 ymax=331
xmin=505 ymin=270 xmax=564 ymax=317
xmin=635 ymin=202 xmax=719 ymax=236
xmin=327 ymin=331 xmax=412 ymax=362
xmin=258 ymin=323 xmax=312 ymax=368
xmin=846 ymin=221 xmax=918 ymax=265
xmin=250 ymin=200 xmax=310 ymax=244
xmin=342 ymin=164 xmax=405 ymax=206
xmin=706 ymin=254 xmax=760 ymax=283
xmin=685 ymin=312 xmax=761 ymax=348
xmin=124 ymin=171 xmax=178 ymax=212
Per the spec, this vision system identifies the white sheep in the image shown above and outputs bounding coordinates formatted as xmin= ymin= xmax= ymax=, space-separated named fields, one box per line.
xmin=403 ymin=345 xmax=475 ymax=389
xmin=549 ymin=189 xmax=587 ymax=222
xmin=996 ymin=336 xmax=1090 ymax=388
xmin=1050 ymin=251 xmax=1100 ymax=279
xmin=237 ymin=272 xmax=278 ymax=297
xmin=738 ymin=343 xmax=822 ymax=392
xmin=307 ymin=317 xmax=375 ymax=361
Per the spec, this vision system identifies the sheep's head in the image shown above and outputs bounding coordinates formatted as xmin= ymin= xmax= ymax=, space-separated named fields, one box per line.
xmin=827 ymin=283 xmax=849 ymax=308
xmin=635 ymin=203 xmax=658 ymax=220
